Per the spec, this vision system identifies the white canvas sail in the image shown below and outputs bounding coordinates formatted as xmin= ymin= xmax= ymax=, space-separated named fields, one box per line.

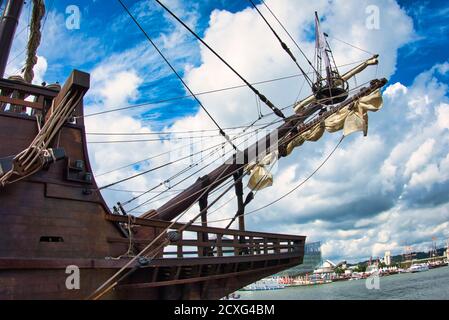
xmin=315 ymin=12 xmax=331 ymax=75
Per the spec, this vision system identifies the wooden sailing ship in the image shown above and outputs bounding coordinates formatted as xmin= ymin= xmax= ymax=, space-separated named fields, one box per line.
xmin=0 ymin=0 xmax=387 ymax=299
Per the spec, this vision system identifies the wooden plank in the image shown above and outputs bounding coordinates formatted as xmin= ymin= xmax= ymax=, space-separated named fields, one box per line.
xmin=45 ymin=182 xmax=100 ymax=203
xmin=0 ymin=96 xmax=43 ymax=110
xmin=0 ymin=250 xmax=304 ymax=270
xmin=109 ymin=237 xmax=291 ymax=248
xmin=117 ymin=261 xmax=299 ymax=290
xmin=0 ymin=78 xmax=59 ymax=98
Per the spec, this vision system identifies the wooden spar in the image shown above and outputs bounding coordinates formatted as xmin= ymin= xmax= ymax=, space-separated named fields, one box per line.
xmin=151 ymin=104 xmax=320 ymax=222
xmin=0 ymin=0 xmax=24 ymax=78
xmin=151 ymin=78 xmax=388 ymax=221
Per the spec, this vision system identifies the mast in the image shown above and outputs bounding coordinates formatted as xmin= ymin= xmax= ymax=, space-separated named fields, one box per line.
xmin=311 ymin=12 xmax=349 ymax=106
xmin=0 ymin=0 xmax=24 ymax=79
xmin=315 ymin=11 xmax=331 ymax=82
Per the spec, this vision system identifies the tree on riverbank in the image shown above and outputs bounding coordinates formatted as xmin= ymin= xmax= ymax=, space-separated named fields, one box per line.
xmin=354 ymin=264 xmax=367 ymax=272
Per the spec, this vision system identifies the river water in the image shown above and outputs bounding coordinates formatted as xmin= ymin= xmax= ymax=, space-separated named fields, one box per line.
xmin=239 ymin=266 xmax=449 ymax=300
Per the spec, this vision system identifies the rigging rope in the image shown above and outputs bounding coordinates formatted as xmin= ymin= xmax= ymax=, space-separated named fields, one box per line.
xmin=207 ymin=136 xmax=345 ymax=225
xmin=328 ymin=35 xmax=375 ymax=56
xmin=95 ymin=79 xmax=367 ymax=192
xmin=98 ymin=138 xmax=230 ymax=190
xmin=88 ymin=117 xmax=287 ymax=137
xmin=94 ymin=138 xmax=204 ymax=177
xmin=121 ymin=163 xmax=199 ymax=207
xmin=91 ymin=117 xmax=338 ymax=297
xmin=78 ymin=59 xmax=366 ymax=119
xmin=23 ymin=0 xmax=45 ymax=83
xmin=259 ymin=0 xmax=320 ymax=80
xmin=125 ymin=125 xmax=262 ymax=212
xmin=247 ymin=0 xmax=313 ymax=88
xmin=106 ymin=187 xmax=183 ymax=194
xmin=133 ymin=116 xmax=296 ymax=219
xmin=193 ymin=115 xmax=306 ymax=226
xmin=97 ymin=119 xmax=279 ymax=191
xmin=153 ymin=0 xmax=286 ymax=119
xmin=93 ymin=113 xmax=292 ymax=183
xmin=88 ymin=133 xmax=228 ymax=144
xmin=87 ymin=159 xmax=234 ymax=300
xmin=185 ymin=111 xmax=322 ymax=232
xmin=118 ymin=0 xmax=237 ymax=150
xmin=1 ymin=90 xmax=83 ymax=186
xmin=86 ymin=75 xmax=377 ymax=299
xmin=95 ymin=103 xmax=333 ymax=192
xmin=196 ymin=79 xmax=375 ymax=225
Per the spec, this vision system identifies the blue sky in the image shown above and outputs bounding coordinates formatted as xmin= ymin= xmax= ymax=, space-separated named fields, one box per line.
xmin=4 ymin=0 xmax=449 ymax=262
xmin=20 ymin=0 xmax=448 ymax=89
xmin=394 ymin=0 xmax=449 ymax=85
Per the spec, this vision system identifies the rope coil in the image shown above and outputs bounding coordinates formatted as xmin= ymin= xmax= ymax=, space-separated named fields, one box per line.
xmin=23 ymin=0 xmax=45 ymax=83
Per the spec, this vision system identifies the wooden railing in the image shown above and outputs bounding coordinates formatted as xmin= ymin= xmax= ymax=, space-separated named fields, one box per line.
xmin=0 ymin=71 xmax=87 ymax=124
xmin=0 ymin=77 xmax=58 ymax=114
xmin=105 ymin=213 xmax=305 ymax=260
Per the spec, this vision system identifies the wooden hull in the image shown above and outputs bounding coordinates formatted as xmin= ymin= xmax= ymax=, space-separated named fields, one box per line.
xmin=0 ymin=255 xmax=301 ymax=299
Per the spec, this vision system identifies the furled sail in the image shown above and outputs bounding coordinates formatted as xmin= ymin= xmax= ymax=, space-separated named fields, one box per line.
xmin=288 ymin=88 xmax=383 ymax=155
xmin=246 ymin=152 xmax=278 ymax=191
xmin=247 ymin=89 xmax=383 ymax=190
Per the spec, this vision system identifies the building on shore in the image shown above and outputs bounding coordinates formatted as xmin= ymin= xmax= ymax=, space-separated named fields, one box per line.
xmin=314 ymin=260 xmax=337 ymax=276
xmin=384 ymin=251 xmax=392 ymax=266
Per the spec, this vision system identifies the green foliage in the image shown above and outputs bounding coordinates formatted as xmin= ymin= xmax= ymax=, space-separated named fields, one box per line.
xmin=334 ymin=267 xmax=344 ymax=275
xmin=354 ymin=264 xmax=367 ymax=272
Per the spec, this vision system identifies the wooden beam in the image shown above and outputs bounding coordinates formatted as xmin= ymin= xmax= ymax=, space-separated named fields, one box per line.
xmin=117 ymin=261 xmax=299 ymax=290
xmin=45 ymin=70 xmax=90 ymax=122
xmin=105 ymin=213 xmax=306 ymax=241
xmin=0 ymin=96 xmax=43 ymax=110
xmin=107 ymin=237 xmax=297 ymax=250
xmin=0 ymin=78 xmax=59 ymax=98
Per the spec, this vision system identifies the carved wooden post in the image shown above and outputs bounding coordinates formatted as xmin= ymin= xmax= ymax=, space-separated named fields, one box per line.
xmin=249 ymin=236 xmax=254 ymax=255
xmin=177 ymin=231 xmax=183 ymax=258
xmin=233 ymin=235 xmax=239 ymax=256
xmin=216 ymin=234 xmax=223 ymax=257
xmin=275 ymin=239 xmax=281 ymax=254
xmin=198 ymin=189 xmax=209 ymax=257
